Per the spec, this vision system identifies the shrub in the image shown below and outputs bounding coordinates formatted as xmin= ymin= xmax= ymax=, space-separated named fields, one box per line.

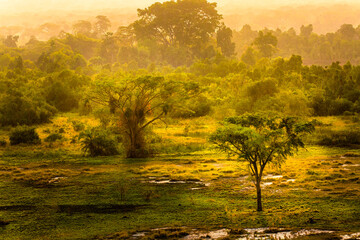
xmin=171 ymin=95 xmax=212 ymax=118
xmin=316 ymin=129 xmax=360 ymax=147
xmin=72 ymin=121 xmax=85 ymax=132
xmin=9 ymin=126 xmax=41 ymax=145
xmin=79 ymin=128 xmax=119 ymax=156
xmin=45 ymin=81 xmax=79 ymax=112
xmin=0 ymin=94 xmax=56 ymax=127
xmin=44 ymin=133 xmax=63 ymax=142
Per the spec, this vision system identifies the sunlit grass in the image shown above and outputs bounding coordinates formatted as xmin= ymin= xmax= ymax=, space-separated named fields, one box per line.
xmin=0 ymin=115 xmax=359 ymax=239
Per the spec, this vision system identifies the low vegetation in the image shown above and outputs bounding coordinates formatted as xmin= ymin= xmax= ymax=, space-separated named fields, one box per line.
xmin=0 ymin=115 xmax=358 ymax=239
xmin=0 ymin=0 xmax=359 ymax=239
xmin=9 ymin=126 xmax=41 ymax=145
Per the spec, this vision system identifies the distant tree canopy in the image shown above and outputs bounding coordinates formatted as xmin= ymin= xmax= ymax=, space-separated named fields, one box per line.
xmin=94 ymin=15 xmax=111 ymax=37
xmin=217 ymin=24 xmax=236 ymax=57
xmin=253 ymin=31 xmax=278 ymax=58
xmin=133 ymin=0 xmax=222 ymax=61
xmin=0 ymin=0 xmax=359 ymax=132
xmin=233 ymin=23 xmax=360 ymax=65
xmin=73 ymin=20 xmax=93 ymax=37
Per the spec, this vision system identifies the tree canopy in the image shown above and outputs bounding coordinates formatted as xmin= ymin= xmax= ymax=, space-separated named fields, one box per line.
xmin=210 ymin=114 xmax=314 ymax=211
xmin=133 ymin=0 xmax=221 ymax=59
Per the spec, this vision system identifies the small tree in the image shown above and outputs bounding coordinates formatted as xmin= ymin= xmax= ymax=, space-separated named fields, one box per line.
xmin=89 ymin=75 xmax=175 ymax=158
xmin=210 ymin=113 xmax=314 ymax=211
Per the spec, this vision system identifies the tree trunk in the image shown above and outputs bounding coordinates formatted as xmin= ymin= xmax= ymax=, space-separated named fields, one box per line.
xmin=126 ymin=132 xmax=137 ymax=158
xmin=256 ymin=178 xmax=262 ymax=211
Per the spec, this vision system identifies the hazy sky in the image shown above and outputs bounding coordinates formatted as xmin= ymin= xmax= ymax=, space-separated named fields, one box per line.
xmin=0 ymin=0 xmax=358 ymax=13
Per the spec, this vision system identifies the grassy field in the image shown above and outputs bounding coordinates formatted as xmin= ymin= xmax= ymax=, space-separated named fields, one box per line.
xmin=0 ymin=114 xmax=359 ymax=239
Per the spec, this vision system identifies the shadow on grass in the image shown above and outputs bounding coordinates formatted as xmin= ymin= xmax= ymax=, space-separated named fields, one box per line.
xmin=0 ymin=204 xmax=148 ymax=214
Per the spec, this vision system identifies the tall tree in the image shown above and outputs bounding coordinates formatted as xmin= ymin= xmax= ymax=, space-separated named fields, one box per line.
xmin=253 ymin=31 xmax=278 ymax=58
xmin=337 ymin=24 xmax=357 ymax=40
xmin=133 ymin=0 xmax=221 ymax=57
xmin=300 ymin=24 xmax=313 ymax=38
xmin=94 ymin=15 xmax=111 ymax=37
xmin=88 ymin=75 xmax=176 ymax=158
xmin=3 ymin=35 xmax=19 ymax=48
xmin=217 ymin=24 xmax=236 ymax=57
xmin=73 ymin=20 xmax=93 ymax=37
xmin=210 ymin=114 xmax=314 ymax=211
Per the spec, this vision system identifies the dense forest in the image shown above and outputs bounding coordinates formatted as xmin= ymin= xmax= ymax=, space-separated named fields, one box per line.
xmin=0 ymin=0 xmax=359 ymax=239
xmin=1 ymin=1 xmax=359 ymax=128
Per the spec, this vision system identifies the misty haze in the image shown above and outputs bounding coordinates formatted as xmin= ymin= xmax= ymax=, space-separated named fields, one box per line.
xmin=0 ymin=0 xmax=359 ymax=239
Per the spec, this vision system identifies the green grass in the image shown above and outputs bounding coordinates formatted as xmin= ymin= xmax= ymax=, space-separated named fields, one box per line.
xmin=0 ymin=115 xmax=359 ymax=239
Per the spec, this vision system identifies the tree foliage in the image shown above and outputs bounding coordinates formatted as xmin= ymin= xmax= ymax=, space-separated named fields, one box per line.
xmin=79 ymin=128 xmax=119 ymax=157
xmin=210 ymin=114 xmax=314 ymax=211
xmin=89 ymin=75 xmax=175 ymax=158
xmin=133 ymin=0 xmax=221 ymax=60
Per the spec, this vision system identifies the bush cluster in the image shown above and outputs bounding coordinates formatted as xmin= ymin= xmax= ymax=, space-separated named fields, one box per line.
xmin=316 ymin=129 xmax=360 ymax=147
xmin=79 ymin=128 xmax=119 ymax=157
xmin=44 ymin=133 xmax=63 ymax=142
xmin=9 ymin=126 xmax=41 ymax=145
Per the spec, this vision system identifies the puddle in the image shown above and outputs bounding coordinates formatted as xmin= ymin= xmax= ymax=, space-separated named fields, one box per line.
xmin=48 ymin=176 xmax=66 ymax=184
xmin=341 ymin=232 xmax=360 ymax=240
xmin=129 ymin=227 xmax=357 ymax=240
xmin=149 ymin=180 xmax=186 ymax=184
xmin=148 ymin=178 xmax=211 ymax=187
xmin=342 ymin=164 xmax=360 ymax=167
xmin=132 ymin=232 xmax=147 ymax=237
xmin=263 ymin=175 xmax=283 ymax=180
xmin=183 ymin=228 xmax=230 ymax=240
xmin=285 ymin=179 xmax=296 ymax=183
xmin=237 ymin=228 xmax=334 ymax=240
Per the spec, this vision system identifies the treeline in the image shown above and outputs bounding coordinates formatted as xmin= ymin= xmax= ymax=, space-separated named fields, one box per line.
xmin=3 ymin=3 xmax=360 ymax=67
xmin=234 ymin=24 xmax=360 ymax=66
xmin=0 ymin=0 xmax=359 ymax=129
